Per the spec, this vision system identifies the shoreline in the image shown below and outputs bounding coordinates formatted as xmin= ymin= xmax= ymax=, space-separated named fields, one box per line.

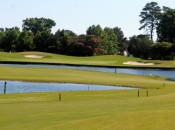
xmin=0 ymin=60 xmax=175 ymax=70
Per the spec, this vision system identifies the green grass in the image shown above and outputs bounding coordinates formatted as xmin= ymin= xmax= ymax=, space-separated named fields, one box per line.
xmin=0 ymin=51 xmax=175 ymax=68
xmin=0 ymin=51 xmax=175 ymax=129
xmin=1 ymin=90 xmax=175 ymax=130
xmin=0 ymin=65 xmax=174 ymax=89
xmin=0 ymin=51 xmax=141 ymax=66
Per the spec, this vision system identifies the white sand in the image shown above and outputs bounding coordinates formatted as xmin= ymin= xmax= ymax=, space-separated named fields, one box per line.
xmin=24 ymin=55 xmax=44 ymax=58
xmin=123 ymin=61 xmax=154 ymax=66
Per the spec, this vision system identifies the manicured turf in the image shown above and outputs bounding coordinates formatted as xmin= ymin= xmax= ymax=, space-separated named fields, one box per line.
xmin=0 ymin=51 xmax=175 ymax=68
xmin=0 ymin=52 xmax=140 ymax=66
xmin=0 ymin=51 xmax=175 ymax=129
xmin=1 ymin=90 xmax=175 ymax=130
xmin=0 ymin=65 xmax=174 ymax=89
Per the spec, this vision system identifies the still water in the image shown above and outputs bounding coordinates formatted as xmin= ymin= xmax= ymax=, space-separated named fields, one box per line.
xmin=0 ymin=63 xmax=175 ymax=80
xmin=0 ymin=81 xmax=135 ymax=94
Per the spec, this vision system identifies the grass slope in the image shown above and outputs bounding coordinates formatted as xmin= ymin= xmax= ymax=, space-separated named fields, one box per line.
xmin=1 ymin=90 xmax=175 ymax=130
xmin=0 ymin=52 xmax=175 ymax=129
xmin=0 ymin=51 xmax=175 ymax=68
xmin=0 ymin=66 xmax=174 ymax=89
xmin=0 ymin=52 xmax=141 ymax=66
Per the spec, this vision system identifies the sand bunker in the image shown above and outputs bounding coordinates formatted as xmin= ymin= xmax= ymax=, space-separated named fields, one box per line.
xmin=24 ymin=55 xmax=44 ymax=58
xmin=123 ymin=61 xmax=154 ymax=66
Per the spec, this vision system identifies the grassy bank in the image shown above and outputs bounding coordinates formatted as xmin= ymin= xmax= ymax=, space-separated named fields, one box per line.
xmin=1 ymin=90 xmax=175 ymax=130
xmin=0 ymin=66 xmax=174 ymax=89
xmin=0 ymin=51 xmax=175 ymax=68
xmin=0 ymin=52 xmax=175 ymax=130
xmin=0 ymin=52 xmax=143 ymax=67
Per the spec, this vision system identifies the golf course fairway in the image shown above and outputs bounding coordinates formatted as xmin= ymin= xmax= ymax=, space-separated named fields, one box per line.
xmin=0 ymin=52 xmax=175 ymax=129
xmin=1 ymin=90 xmax=175 ymax=130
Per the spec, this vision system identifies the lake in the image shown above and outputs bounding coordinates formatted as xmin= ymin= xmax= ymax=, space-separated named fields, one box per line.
xmin=0 ymin=63 xmax=173 ymax=93
xmin=0 ymin=81 xmax=136 ymax=94
xmin=0 ymin=63 xmax=175 ymax=80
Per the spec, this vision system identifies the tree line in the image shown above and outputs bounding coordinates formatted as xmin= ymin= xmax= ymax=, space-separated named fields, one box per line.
xmin=125 ymin=2 xmax=175 ymax=60
xmin=136 ymin=2 xmax=175 ymax=60
xmin=0 ymin=1 xmax=175 ymax=60
xmin=0 ymin=18 xmax=126 ymax=56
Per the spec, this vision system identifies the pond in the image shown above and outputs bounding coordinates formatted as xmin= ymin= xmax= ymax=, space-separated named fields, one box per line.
xmin=0 ymin=81 xmax=136 ymax=94
xmin=0 ymin=63 xmax=175 ymax=80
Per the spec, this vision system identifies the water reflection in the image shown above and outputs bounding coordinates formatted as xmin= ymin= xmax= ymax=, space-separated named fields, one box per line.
xmin=0 ymin=81 xmax=135 ymax=94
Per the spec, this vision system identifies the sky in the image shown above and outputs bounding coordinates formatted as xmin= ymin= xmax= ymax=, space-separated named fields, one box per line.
xmin=0 ymin=0 xmax=175 ymax=39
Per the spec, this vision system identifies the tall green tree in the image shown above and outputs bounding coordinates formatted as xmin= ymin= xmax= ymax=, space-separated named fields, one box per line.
xmin=113 ymin=27 xmax=128 ymax=52
xmin=22 ymin=17 xmax=56 ymax=34
xmin=2 ymin=27 xmax=20 ymax=52
xmin=86 ymin=25 xmax=119 ymax=54
xmin=86 ymin=25 xmax=103 ymax=37
xmin=16 ymin=29 xmax=34 ymax=51
xmin=54 ymin=29 xmax=77 ymax=54
xmin=0 ymin=28 xmax=5 ymax=51
xmin=139 ymin=2 xmax=161 ymax=41
xmin=157 ymin=7 xmax=175 ymax=43
xmin=150 ymin=42 xmax=174 ymax=60
xmin=101 ymin=27 xmax=119 ymax=54
xmin=128 ymin=35 xmax=153 ymax=58
xmin=33 ymin=30 xmax=54 ymax=52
